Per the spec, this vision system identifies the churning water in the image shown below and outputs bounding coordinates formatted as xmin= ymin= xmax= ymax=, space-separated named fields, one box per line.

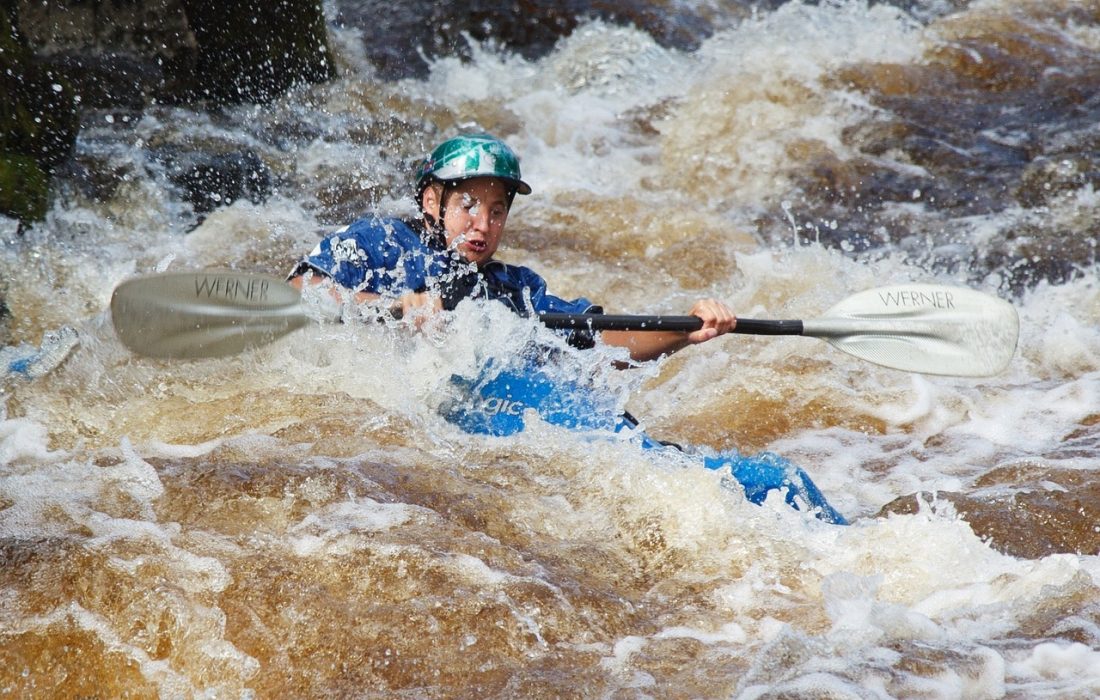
xmin=3 ymin=1 xmax=1100 ymax=697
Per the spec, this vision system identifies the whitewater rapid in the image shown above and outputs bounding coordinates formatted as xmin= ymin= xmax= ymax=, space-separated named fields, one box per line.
xmin=3 ymin=1 xmax=1100 ymax=697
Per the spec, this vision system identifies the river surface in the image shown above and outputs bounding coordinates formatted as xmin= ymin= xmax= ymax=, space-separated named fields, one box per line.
xmin=3 ymin=1 xmax=1100 ymax=697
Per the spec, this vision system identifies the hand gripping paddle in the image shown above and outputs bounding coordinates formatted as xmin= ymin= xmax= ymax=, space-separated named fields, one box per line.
xmin=538 ymin=284 xmax=1020 ymax=377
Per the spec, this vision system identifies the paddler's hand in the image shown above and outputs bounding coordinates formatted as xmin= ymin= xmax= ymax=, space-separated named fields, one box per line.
xmin=398 ymin=291 xmax=444 ymax=329
xmin=686 ymin=298 xmax=736 ymax=344
xmin=602 ymin=298 xmax=737 ymax=362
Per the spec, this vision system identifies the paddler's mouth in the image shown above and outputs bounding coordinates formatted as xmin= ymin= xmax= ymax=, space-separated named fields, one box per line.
xmin=464 ymin=239 xmax=487 ymax=254
xmin=449 ymin=232 xmax=491 ymax=263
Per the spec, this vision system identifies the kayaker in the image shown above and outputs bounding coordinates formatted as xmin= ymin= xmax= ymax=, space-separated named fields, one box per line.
xmin=286 ymin=132 xmax=736 ymax=362
xmin=286 ymin=132 xmax=847 ymax=524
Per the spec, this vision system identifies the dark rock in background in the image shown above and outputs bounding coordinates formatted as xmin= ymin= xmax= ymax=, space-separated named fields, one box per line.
xmin=331 ymin=0 xmax=723 ymax=80
xmin=152 ymin=146 xmax=274 ymax=216
xmin=175 ymin=0 xmax=336 ymax=104
xmin=1 ymin=0 xmax=335 ymax=225
xmin=1 ymin=6 xmax=79 ymax=224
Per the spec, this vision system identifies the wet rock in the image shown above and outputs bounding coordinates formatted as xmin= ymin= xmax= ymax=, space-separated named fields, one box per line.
xmin=6 ymin=0 xmax=334 ymax=224
xmin=151 ymin=147 xmax=274 ymax=215
xmin=877 ymin=464 xmax=1100 ymax=560
xmin=1015 ymin=154 xmax=1100 ymax=208
xmin=332 ymin=0 xmax=721 ymax=80
xmin=42 ymin=51 xmax=165 ymax=110
xmin=12 ymin=0 xmax=191 ymax=108
xmin=13 ymin=0 xmax=335 ymax=107
xmin=52 ymin=153 xmax=134 ymax=204
xmin=0 ymin=156 xmax=50 ymax=223
xmin=0 ymin=6 xmax=79 ymax=224
xmin=13 ymin=0 xmax=191 ymax=54
xmin=176 ymin=0 xmax=336 ymax=104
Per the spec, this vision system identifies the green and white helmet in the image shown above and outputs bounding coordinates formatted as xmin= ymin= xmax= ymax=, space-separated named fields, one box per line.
xmin=415 ymin=132 xmax=532 ymax=197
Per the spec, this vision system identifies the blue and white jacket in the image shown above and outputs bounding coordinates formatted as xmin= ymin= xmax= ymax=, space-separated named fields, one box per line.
xmin=289 ymin=216 xmax=598 ymax=316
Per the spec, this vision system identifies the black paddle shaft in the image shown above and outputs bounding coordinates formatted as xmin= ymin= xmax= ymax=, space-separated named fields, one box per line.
xmin=536 ymin=313 xmax=804 ymax=335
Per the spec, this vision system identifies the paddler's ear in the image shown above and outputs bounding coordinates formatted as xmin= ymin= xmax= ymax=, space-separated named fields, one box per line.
xmin=421 ymin=182 xmax=443 ymax=219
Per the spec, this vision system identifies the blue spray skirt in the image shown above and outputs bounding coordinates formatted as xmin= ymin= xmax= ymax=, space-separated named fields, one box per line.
xmin=441 ymin=362 xmax=847 ymax=525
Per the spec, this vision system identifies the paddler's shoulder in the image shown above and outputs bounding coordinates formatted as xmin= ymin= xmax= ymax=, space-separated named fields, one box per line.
xmin=481 ymin=259 xmax=545 ymax=286
xmin=337 ymin=215 xmax=424 ymax=245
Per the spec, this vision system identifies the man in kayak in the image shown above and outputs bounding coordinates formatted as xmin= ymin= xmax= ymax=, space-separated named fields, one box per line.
xmin=287 ymin=132 xmax=846 ymax=524
xmin=287 ymin=132 xmax=736 ymax=362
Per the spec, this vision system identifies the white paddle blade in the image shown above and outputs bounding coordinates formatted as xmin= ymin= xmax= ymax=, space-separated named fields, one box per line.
xmin=110 ymin=271 xmax=309 ymax=359
xmin=803 ymin=284 xmax=1019 ymax=377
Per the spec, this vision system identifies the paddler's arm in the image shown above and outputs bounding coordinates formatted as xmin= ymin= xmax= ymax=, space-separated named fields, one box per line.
xmin=600 ymin=298 xmax=736 ymax=363
xmin=288 ymin=272 xmax=443 ymax=323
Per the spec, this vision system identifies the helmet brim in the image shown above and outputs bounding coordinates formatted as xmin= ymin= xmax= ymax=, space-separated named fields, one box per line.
xmin=429 ymin=175 xmax=532 ymax=197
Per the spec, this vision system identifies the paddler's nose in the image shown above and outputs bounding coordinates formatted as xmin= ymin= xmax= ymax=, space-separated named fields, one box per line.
xmin=470 ymin=203 xmax=491 ymax=233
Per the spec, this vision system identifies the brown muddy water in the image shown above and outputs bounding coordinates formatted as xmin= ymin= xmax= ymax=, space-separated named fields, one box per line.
xmin=3 ymin=1 xmax=1100 ymax=697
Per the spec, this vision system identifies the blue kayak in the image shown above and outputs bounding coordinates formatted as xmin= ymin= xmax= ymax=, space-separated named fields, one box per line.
xmin=440 ymin=358 xmax=848 ymax=525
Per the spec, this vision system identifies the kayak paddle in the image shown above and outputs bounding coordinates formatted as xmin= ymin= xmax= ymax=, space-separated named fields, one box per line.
xmin=110 ymin=270 xmax=1019 ymax=376
xmin=538 ymin=284 xmax=1019 ymax=377
xmin=110 ymin=270 xmax=316 ymax=360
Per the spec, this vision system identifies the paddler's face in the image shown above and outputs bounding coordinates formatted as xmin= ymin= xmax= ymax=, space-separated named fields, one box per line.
xmin=423 ymin=177 xmax=510 ymax=267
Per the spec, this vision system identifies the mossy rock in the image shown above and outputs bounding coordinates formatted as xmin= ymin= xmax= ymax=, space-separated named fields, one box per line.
xmin=0 ymin=4 xmax=78 ymax=223
xmin=0 ymin=155 xmax=49 ymax=222
xmin=2 ymin=7 xmax=76 ymax=164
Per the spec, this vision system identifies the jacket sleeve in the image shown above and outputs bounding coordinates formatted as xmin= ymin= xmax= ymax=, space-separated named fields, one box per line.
xmin=517 ymin=266 xmax=598 ymax=315
xmin=513 ymin=267 xmax=603 ymax=349
xmin=287 ymin=219 xmax=433 ymax=294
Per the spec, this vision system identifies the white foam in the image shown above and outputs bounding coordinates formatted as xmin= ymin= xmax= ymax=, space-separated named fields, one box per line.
xmin=654 ymin=621 xmax=748 ymax=645
xmin=288 ymin=496 xmax=421 ymax=557
xmin=600 ymin=635 xmax=648 ymax=675
xmin=295 ymin=497 xmax=416 ymax=534
xmin=139 ymin=439 xmax=224 ymax=459
xmin=822 ymin=572 xmax=944 ymax=647
xmin=0 ymin=417 xmax=63 ymax=468
xmin=1009 ymin=641 xmax=1100 ymax=681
